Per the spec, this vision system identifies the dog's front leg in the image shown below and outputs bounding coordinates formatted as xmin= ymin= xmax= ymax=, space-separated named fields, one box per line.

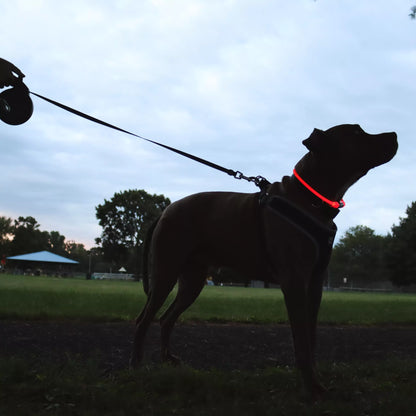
xmin=307 ymin=269 xmax=327 ymax=365
xmin=281 ymin=278 xmax=325 ymax=400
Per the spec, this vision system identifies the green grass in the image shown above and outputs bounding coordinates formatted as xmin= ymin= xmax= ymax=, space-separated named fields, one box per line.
xmin=1 ymin=274 xmax=415 ymax=415
xmin=0 ymin=274 xmax=415 ymax=325
xmin=0 ymin=357 xmax=415 ymax=416
xmin=0 ymin=274 xmax=141 ymax=321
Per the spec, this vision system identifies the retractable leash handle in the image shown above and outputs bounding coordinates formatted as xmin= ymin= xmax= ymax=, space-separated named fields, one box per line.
xmin=0 ymin=80 xmax=33 ymax=125
xmin=28 ymin=91 xmax=269 ymax=189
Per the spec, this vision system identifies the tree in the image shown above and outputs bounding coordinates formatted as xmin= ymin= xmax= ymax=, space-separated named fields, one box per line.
xmin=329 ymin=225 xmax=387 ymax=287
xmin=9 ymin=217 xmax=68 ymax=257
xmin=10 ymin=216 xmax=50 ymax=254
xmin=65 ymin=240 xmax=90 ymax=272
xmin=410 ymin=6 xmax=416 ymax=19
xmin=47 ymin=230 xmax=67 ymax=256
xmin=95 ymin=189 xmax=170 ymax=273
xmin=0 ymin=214 xmax=94 ymax=274
xmin=385 ymin=202 xmax=416 ymax=286
xmin=0 ymin=216 xmax=13 ymax=256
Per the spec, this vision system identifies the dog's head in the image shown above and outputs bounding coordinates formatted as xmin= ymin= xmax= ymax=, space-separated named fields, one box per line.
xmin=296 ymin=124 xmax=398 ymax=198
xmin=302 ymin=124 xmax=398 ymax=169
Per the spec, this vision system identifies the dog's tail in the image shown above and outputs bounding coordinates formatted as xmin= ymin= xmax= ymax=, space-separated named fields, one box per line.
xmin=141 ymin=216 xmax=160 ymax=296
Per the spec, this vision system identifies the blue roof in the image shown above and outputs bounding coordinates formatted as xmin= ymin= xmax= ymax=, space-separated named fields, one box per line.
xmin=7 ymin=250 xmax=79 ymax=264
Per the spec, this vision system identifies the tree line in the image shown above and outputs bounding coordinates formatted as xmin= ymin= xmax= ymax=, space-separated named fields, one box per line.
xmin=1 ymin=189 xmax=415 ymax=287
xmin=330 ymin=202 xmax=416 ymax=288
xmin=0 ymin=189 xmax=170 ymax=277
xmin=0 ymin=215 xmax=91 ymax=273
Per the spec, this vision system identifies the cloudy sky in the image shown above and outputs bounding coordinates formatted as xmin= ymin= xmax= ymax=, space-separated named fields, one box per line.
xmin=2 ymin=1 xmax=415 ymax=249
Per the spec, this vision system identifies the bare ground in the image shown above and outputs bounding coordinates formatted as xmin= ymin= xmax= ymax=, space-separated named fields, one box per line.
xmin=0 ymin=321 xmax=414 ymax=371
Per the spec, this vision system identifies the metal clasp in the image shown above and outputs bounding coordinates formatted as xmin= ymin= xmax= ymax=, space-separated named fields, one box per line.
xmin=232 ymin=171 xmax=270 ymax=190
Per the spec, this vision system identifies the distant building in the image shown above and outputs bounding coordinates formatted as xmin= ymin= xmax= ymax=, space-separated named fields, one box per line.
xmin=7 ymin=250 xmax=79 ymax=276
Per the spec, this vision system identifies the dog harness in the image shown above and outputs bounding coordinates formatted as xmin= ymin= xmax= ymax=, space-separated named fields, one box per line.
xmin=260 ymin=194 xmax=337 ymax=275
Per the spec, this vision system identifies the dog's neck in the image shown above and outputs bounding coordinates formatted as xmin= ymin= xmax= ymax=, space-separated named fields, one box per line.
xmin=267 ymin=175 xmax=341 ymax=222
xmin=296 ymin=153 xmax=348 ymax=196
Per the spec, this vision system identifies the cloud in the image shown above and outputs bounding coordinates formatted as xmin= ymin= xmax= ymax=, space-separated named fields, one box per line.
xmin=1 ymin=0 xmax=415 ymax=248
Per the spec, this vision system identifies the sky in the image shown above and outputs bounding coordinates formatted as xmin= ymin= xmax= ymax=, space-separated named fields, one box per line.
xmin=1 ymin=1 xmax=416 ymax=249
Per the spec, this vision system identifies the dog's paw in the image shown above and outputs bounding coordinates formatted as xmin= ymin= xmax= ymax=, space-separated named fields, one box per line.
xmin=129 ymin=354 xmax=142 ymax=369
xmin=162 ymin=352 xmax=182 ymax=366
xmin=312 ymin=382 xmax=327 ymax=401
xmin=302 ymin=381 xmax=327 ymax=403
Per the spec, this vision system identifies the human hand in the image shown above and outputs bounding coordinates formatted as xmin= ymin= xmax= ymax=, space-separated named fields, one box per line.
xmin=0 ymin=58 xmax=25 ymax=88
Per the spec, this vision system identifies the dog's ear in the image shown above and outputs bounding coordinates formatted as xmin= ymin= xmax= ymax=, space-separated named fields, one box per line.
xmin=302 ymin=128 xmax=328 ymax=152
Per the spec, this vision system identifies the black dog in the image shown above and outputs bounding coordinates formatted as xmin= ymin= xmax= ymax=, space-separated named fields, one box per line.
xmin=131 ymin=124 xmax=398 ymax=399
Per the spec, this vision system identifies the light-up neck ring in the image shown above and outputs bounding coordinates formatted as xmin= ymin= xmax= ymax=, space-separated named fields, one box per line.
xmin=293 ymin=169 xmax=345 ymax=209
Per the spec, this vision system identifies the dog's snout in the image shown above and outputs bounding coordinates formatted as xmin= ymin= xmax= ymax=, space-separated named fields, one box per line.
xmin=376 ymin=131 xmax=398 ymax=165
xmin=390 ymin=132 xmax=398 ymax=152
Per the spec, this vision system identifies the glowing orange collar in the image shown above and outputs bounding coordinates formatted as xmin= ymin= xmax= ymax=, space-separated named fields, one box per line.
xmin=293 ymin=169 xmax=345 ymax=209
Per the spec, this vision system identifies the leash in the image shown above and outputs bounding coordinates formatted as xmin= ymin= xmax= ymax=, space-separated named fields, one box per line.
xmin=29 ymin=90 xmax=270 ymax=190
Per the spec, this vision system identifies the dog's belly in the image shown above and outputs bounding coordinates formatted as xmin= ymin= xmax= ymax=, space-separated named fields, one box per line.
xmin=153 ymin=191 xmax=272 ymax=280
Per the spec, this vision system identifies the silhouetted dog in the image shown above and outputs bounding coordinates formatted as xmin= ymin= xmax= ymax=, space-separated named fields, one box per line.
xmin=130 ymin=124 xmax=397 ymax=399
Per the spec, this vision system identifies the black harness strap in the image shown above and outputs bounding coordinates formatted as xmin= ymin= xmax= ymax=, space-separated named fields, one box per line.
xmin=260 ymin=195 xmax=337 ymax=275
xmin=265 ymin=196 xmax=337 ymax=248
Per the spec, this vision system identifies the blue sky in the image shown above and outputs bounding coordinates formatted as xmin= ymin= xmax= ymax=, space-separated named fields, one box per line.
xmin=2 ymin=1 xmax=415 ymax=248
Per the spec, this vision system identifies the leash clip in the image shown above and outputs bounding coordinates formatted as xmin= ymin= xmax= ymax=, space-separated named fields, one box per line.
xmin=233 ymin=171 xmax=270 ymax=190
xmin=337 ymin=200 xmax=345 ymax=209
xmin=233 ymin=170 xmax=245 ymax=181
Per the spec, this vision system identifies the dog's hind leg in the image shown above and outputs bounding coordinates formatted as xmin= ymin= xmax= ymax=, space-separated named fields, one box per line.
xmin=130 ymin=275 xmax=178 ymax=368
xmin=159 ymin=266 xmax=207 ymax=364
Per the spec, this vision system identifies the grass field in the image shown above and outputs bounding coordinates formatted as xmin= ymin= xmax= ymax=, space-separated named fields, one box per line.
xmin=0 ymin=273 xmax=415 ymax=325
xmin=1 ymin=274 xmax=415 ymax=415
xmin=1 ymin=357 xmax=415 ymax=416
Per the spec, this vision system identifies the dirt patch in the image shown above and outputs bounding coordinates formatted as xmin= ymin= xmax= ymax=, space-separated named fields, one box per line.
xmin=0 ymin=321 xmax=414 ymax=371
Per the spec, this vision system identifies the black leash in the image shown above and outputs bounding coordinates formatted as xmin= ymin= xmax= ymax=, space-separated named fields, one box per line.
xmin=30 ymin=91 xmax=270 ymax=190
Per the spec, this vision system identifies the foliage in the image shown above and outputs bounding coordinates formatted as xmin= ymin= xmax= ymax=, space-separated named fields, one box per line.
xmin=0 ymin=216 xmax=13 ymax=258
xmin=0 ymin=215 xmax=93 ymax=274
xmin=0 ymin=188 xmax=171 ymax=276
xmin=385 ymin=202 xmax=416 ymax=286
xmin=0 ymin=216 xmax=69 ymax=257
xmin=330 ymin=225 xmax=387 ymax=287
xmin=47 ymin=230 xmax=66 ymax=256
xmin=330 ymin=204 xmax=416 ymax=288
xmin=95 ymin=189 xmax=170 ymax=272
xmin=9 ymin=216 xmax=49 ymax=255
